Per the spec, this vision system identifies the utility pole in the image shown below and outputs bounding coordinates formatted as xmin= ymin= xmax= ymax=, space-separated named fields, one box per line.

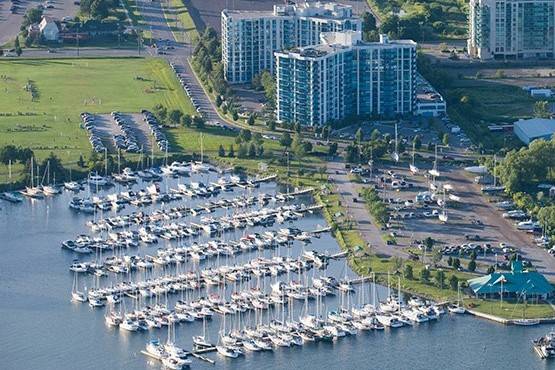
xmin=76 ymin=23 xmax=80 ymax=57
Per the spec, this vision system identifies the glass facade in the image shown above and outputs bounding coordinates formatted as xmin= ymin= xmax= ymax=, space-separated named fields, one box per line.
xmin=221 ymin=4 xmax=361 ymax=83
xmin=276 ymin=37 xmax=416 ymax=126
xmin=468 ymin=0 xmax=555 ymax=59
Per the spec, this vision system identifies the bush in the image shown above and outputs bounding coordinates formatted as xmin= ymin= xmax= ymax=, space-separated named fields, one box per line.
xmin=420 ymin=268 xmax=430 ymax=282
xmin=403 ymin=265 xmax=413 ymax=280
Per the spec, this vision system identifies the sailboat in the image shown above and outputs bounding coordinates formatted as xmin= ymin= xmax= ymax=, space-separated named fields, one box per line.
xmin=193 ymin=315 xmax=212 ymax=347
xmin=448 ymin=284 xmax=465 ymax=314
xmin=21 ymin=157 xmax=44 ymax=198
xmin=216 ymin=312 xmax=241 ymax=358
xmin=41 ymin=161 xmax=60 ymax=196
xmin=409 ymin=141 xmax=419 ymax=174
xmin=64 ymin=168 xmax=81 ymax=192
xmin=391 ymin=123 xmax=399 ymax=162
xmin=70 ymin=272 xmax=87 ymax=303
xmin=438 ymin=189 xmax=448 ymax=223
xmin=428 ymin=145 xmax=440 ymax=177
xmin=191 ymin=133 xmax=209 ymax=173
xmin=164 ymin=321 xmax=189 ymax=360
xmin=1 ymin=160 xmax=24 ymax=203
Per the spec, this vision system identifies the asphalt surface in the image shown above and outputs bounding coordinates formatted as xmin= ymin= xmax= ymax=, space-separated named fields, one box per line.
xmin=0 ymin=0 xmax=79 ymax=46
xmin=326 ymin=159 xmax=402 ymax=259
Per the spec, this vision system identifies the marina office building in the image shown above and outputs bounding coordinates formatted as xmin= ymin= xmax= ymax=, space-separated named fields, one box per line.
xmin=221 ymin=2 xmax=361 ymax=83
xmin=468 ymin=0 xmax=555 ymax=59
xmin=275 ymin=31 xmax=417 ymax=126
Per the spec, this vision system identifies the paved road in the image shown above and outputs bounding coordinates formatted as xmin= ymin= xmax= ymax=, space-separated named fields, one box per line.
xmin=326 ymin=159 xmax=405 ymax=259
xmin=136 ymin=0 xmax=225 ymax=126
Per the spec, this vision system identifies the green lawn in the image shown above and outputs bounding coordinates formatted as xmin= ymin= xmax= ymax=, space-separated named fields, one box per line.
xmin=466 ymin=298 xmax=555 ymax=319
xmin=0 ymin=57 xmax=194 ymax=177
xmin=163 ymin=0 xmax=199 ymax=43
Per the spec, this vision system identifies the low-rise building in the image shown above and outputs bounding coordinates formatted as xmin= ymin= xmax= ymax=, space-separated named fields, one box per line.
xmin=415 ymin=73 xmax=446 ymax=117
xmin=468 ymin=261 xmax=553 ymax=299
xmin=39 ymin=16 xmax=59 ymax=41
xmin=514 ymin=118 xmax=555 ymax=144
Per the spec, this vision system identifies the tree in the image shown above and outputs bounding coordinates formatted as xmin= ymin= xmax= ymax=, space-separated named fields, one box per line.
xmin=442 ymin=133 xmax=449 ymax=146
xmin=292 ymin=134 xmax=307 ymax=157
xmin=193 ymin=115 xmax=205 ymax=129
xmin=420 ymin=268 xmax=430 ymax=282
xmin=370 ymin=128 xmax=381 ymax=141
xmin=447 ymin=256 xmax=453 ymax=266
xmin=424 ymin=237 xmax=434 ymax=251
xmin=435 ymin=270 xmax=446 ymax=289
xmin=239 ymin=129 xmax=252 ymax=143
xmin=403 ymin=265 xmax=414 ymax=280
xmin=218 ymin=145 xmax=225 ymax=157
xmin=215 ymin=95 xmax=222 ymax=107
xmin=90 ymin=0 xmax=110 ymax=19
xmin=168 ymin=109 xmax=183 ymax=126
xmin=247 ymin=114 xmax=255 ymax=126
xmin=534 ymin=101 xmax=550 ymax=118
xmin=279 ymin=132 xmax=292 ymax=148
xmin=431 ymin=248 xmax=443 ymax=267
xmin=467 ymin=260 xmax=477 ymax=272
xmin=452 ymin=258 xmax=461 ymax=270
xmin=267 ymin=120 xmax=276 ymax=131
xmin=253 ymin=132 xmax=263 ymax=145
xmin=153 ymin=104 xmax=167 ymax=122
xmin=231 ymin=111 xmax=239 ymax=121
xmin=260 ymin=70 xmax=276 ymax=107
xmin=470 ymin=251 xmax=477 ymax=261
xmin=248 ymin=143 xmax=256 ymax=158
xmin=328 ymin=142 xmax=338 ymax=156
xmin=449 ymin=275 xmax=459 ymax=290
xmin=181 ymin=114 xmax=192 ymax=127
xmin=77 ymin=154 xmax=85 ymax=168
xmin=14 ymin=37 xmax=22 ymax=56
xmin=413 ymin=135 xmax=422 ymax=150
xmin=228 ymin=144 xmax=235 ymax=158
xmin=355 ymin=128 xmax=363 ymax=144
xmin=237 ymin=144 xmax=248 ymax=158
xmin=486 ymin=265 xmax=495 ymax=274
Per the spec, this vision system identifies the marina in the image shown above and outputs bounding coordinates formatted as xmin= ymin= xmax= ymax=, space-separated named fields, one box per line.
xmin=0 ymin=166 xmax=553 ymax=370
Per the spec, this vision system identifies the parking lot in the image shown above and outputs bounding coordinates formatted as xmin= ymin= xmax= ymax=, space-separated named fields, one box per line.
xmin=331 ymin=117 xmax=473 ymax=150
xmin=350 ymin=159 xmax=555 ymax=279
xmin=80 ymin=112 xmax=159 ymax=154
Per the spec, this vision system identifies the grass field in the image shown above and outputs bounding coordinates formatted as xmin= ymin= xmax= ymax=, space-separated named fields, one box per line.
xmin=163 ymin=0 xmax=199 ymax=43
xmin=466 ymin=298 xmax=555 ymax=319
xmin=435 ymin=69 xmax=541 ymax=150
xmin=0 ymin=57 xmax=194 ymax=174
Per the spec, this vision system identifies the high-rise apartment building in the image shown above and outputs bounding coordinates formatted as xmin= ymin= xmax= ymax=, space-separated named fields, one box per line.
xmin=468 ymin=0 xmax=555 ymax=59
xmin=221 ymin=2 xmax=361 ymax=83
xmin=275 ymin=31 xmax=417 ymax=126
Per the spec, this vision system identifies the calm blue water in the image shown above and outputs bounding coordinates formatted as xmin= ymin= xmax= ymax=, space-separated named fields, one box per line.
xmin=0 ymin=172 xmax=553 ymax=370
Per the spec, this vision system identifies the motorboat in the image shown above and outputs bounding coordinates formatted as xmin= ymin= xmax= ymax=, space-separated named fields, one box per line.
xmin=0 ymin=191 xmax=24 ymax=203
xmin=64 ymin=181 xmax=81 ymax=192
xmin=216 ymin=345 xmax=240 ymax=358
xmin=88 ymin=173 xmax=108 ymax=187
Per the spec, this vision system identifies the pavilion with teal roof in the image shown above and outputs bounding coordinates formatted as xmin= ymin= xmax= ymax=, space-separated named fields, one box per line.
xmin=468 ymin=261 xmax=554 ymax=300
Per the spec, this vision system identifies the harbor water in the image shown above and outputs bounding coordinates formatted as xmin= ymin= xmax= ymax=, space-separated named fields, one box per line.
xmin=0 ymin=171 xmax=553 ymax=370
